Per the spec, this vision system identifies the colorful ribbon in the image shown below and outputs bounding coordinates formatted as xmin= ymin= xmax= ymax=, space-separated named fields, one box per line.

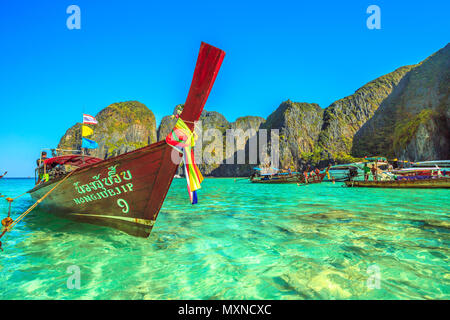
xmin=166 ymin=117 xmax=204 ymax=204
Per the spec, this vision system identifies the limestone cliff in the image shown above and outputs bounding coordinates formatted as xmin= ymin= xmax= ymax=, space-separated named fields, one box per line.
xmin=158 ymin=108 xmax=264 ymax=176
xmin=261 ymin=100 xmax=323 ymax=170
xmin=58 ymin=101 xmax=157 ymax=159
xmin=352 ymin=43 xmax=450 ymax=161
xmin=318 ymin=65 xmax=417 ymax=162
xmin=58 ymin=44 xmax=449 ymax=176
xmin=210 ymin=115 xmax=265 ymax=176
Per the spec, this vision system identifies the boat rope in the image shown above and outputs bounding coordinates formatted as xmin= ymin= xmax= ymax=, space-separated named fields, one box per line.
xmin=10 ymin=191 xmax=28 ymax=201
xmin=166 ymin=117 xmax=204 ymax=204
xmin=0 ymin=170 xmax=75 ymax=251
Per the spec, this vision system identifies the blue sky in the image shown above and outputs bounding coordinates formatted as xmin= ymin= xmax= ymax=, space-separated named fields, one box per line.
xmin=0 ymin=0 xmax=449 ymax=177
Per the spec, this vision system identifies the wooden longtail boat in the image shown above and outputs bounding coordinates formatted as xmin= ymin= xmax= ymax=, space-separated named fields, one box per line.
xmin=250 ymin=172 xmax=327 ymax=184
xmin=27 ymin=43 xmax=225 ymax=237
xmin=345 ymin=177 xmax=450 ymax=189
xmin=0 ymin=172 xmax=6 ymax=179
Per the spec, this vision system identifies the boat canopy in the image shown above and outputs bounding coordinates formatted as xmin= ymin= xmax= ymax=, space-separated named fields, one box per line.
xmin=364 ymin=156 xmax=387 ymax=161
xmin=392 ymin=167 xmax=443 ymax=173
xmin=413 ymin=160 xmax=450 ymax=168
xmin=329 ymin=163 xmax=362 ymax=170
xmin=44 ymin=155 xmax=102 ymax=169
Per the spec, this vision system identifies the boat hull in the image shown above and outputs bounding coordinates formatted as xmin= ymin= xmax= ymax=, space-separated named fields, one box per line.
xmin=344 ymin=177 xmax=450 ymax=189
xmin=28 ymin=141 xmax=179 ymax=237
xmin=26 ymin=42 xmax=225 ymax=237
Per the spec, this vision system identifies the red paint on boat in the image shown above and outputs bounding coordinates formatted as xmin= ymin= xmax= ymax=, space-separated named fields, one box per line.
xmin=44 ymin=155 xmax=103 ymax=168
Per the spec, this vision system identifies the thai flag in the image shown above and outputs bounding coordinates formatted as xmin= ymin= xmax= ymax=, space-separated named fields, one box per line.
xmin=83 ymin=114 xmax=98 ymax=124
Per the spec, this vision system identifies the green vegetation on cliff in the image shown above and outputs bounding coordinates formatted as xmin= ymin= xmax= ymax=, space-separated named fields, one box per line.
xmin=318 ymin=64 xmax=417 ymax=160
xmin=353 ymin=43 xmax=449 ymax=161
xmin=262 ymin=100 xmax=323 ymax=169
xmin=58 ymin=101 xmax=157 ymax=159
xmin=393 ymin=109 xmax=435 ymax=151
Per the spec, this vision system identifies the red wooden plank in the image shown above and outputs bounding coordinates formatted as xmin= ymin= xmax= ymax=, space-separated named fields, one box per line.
xmin=180 ymin=42 xmax=226 ymax=130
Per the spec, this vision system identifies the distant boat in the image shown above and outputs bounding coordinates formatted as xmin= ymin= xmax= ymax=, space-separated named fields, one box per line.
xmin=27 ymin=43 xmax=225 ymax=237
xmin=345 ymin=165 xmax=450 ymax=189
xmin=250 ymin=172 xmax=327 ymax=184
xmin=322 ymin=158 xmax=392 ymax=182
xmin=345 ymin=177 xmax=450 ymax=189
xmin=250 ymin=166 xmax=330 ymax=184
xmin=0 ymin=172 xmax=7 ymax=179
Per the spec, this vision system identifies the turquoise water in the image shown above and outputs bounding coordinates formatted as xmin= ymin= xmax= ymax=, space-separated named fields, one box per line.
xmin=0 ymin=177 xmax=448 ymax=299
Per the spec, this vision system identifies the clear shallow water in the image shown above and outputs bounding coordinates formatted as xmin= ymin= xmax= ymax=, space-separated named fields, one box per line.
xmin=0 ymin=177 xmax=448 ymax=300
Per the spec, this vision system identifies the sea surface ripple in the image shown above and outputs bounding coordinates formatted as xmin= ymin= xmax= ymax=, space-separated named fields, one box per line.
xmin=0 ymin=178 xmax=448 ymax=299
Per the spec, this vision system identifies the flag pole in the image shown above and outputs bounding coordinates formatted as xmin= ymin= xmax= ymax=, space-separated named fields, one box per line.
xmin=81 ymin=113 xmax=85 ymax=164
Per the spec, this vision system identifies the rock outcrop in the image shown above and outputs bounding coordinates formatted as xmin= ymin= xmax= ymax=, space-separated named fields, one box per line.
xmin=352 ymin=43 xmax=450 ymax=161
xmin=58 ymin=101 xmax=157 ymax=159
xmin=261 ymin=100 xmax=323 ymax=170
xmin=318 ymin=65 xmax=417 ymax=162
xmin=209 ymin=115 xmax=265 ymax=176
xmin=58 ymin=43 xmax=449 ymax=175
xmin=158 ymin=108 xmax=264 ymax=176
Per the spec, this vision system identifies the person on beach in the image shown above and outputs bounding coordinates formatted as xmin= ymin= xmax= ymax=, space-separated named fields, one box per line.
xmin=349 ymin=166 xmax=358 ymax=180
xmin=371 ymin=164 xmax=377 ymax=181
xmin=313 ymin=167 xmax=320 ymax=182
xmin=36 ymin=151 xmax=48 ymax=183
xmin=363 ymin=163 xmax=370 ymax=181
xmin=36 ymin=151 xmax=48 ymax=167
xmin=285 ymin=166 xmax=291 ymax=175
xmin=303 ymin=165 xmax=310 ymax=183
